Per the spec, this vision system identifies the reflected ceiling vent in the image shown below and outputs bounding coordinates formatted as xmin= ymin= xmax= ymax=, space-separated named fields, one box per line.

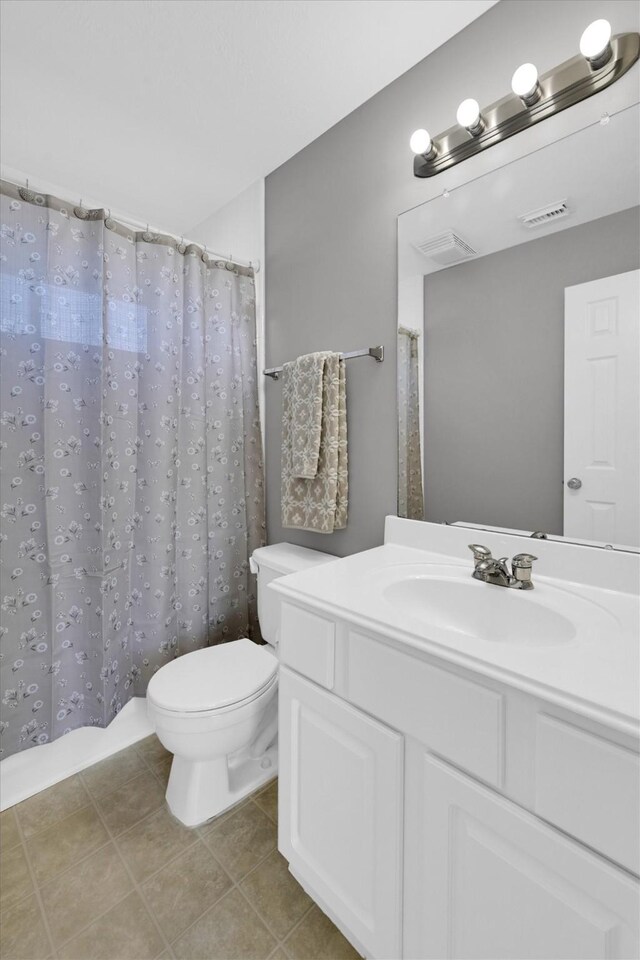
xmin=413 ymin=231 xmax=477 ymax=266
xmin=518 ymin=199 xmax=569 ymax=228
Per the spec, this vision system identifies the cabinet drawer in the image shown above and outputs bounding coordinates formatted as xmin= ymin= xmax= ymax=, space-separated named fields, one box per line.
xmin=535 ymin=714 xmax=640 ymax=874
xmin=279 ymin=602 xmax=335 ymax=689
xmin=347 ymin=631 xmax=504 ymax=787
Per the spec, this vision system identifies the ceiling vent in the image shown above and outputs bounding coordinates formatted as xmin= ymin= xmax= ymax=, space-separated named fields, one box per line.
xmin=413 ymin=231 xmax=477 ymax=266
xmin=518 ymin=199 xmax=569 ymax=228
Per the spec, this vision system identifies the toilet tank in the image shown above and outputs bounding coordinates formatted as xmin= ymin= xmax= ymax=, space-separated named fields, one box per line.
xmin=250 ymin=543 xmax=336 ymax=645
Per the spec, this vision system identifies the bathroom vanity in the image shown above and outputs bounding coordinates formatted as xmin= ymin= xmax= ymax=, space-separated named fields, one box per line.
xmin=271 ymin=518 xmax=640 ymax=960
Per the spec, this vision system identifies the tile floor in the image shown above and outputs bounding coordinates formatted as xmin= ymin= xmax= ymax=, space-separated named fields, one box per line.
xmin=0 ymin=737 xmax=361 ymax=960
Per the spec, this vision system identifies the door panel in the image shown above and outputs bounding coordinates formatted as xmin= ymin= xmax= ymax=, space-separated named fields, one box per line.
xmin=564 ymin=270 xmax=640 ymax=546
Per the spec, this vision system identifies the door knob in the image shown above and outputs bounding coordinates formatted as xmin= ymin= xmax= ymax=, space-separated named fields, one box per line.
xmin=567 ymin=477 xmax=582 ymax=490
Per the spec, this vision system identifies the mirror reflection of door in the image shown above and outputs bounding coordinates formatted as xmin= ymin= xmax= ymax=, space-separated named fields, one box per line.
xmin=564 ymin=270 xmax=640 ymax=547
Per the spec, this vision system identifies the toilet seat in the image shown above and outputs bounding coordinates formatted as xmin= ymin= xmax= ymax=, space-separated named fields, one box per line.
xmin=147 ymin=638 xmax=277 ymax=717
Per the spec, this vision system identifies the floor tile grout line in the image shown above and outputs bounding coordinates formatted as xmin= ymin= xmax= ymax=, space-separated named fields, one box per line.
xmin=14 ymin=793 xmax=94 ymax=844
xmin=91 ymin=785 xmax=172 ymax=846
xmin=3 ymin=835 xmax=118 ymax=920
xmin=30 ymin=834 xmax=115 ymax=893
xmin=168 ymin=831 xmax=309 ymax=955
xmin=83 ymin=770 xmax=166 ymax=823
xmin=80 ymin=776 xmax=177 ymax=960
xmin=134 ymin=745 xmax=172 ymax=785
xmin=128 ymin=831 xmax=202 ymax=886
xmin=79 ymin=756 xmax=146 ymax=790
xmin=166 ymin=839 xmax=279 ymax=951
xmin=10 ymin=803 xmax=59 ymax=959
xmin=279 ymin=899 xmax=318 ymax=952
xmin=251 ymin=794 xmax=278 ymax=825
xmin=45 ymin=885 xmax=137 ymax=956
xmin=77 ymin=740 xmax=164 ymax=802
xmin=234 ymin=876 xmax=301 ymax=951
xmin=10 ymin=773 xmax=91 ymax=841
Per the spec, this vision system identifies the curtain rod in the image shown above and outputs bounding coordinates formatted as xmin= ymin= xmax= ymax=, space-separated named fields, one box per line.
xmin=0 ymin=174 xmax=259 ymax=274
xmin=264 ymin=345 xmax=384 ymax=380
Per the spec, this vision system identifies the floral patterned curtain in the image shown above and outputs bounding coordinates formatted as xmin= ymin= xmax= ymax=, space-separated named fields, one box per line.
xmin=0 ymin=182 xmax=265 ymax=759
xmin=397 ymin=326 xmax=424 ymax=521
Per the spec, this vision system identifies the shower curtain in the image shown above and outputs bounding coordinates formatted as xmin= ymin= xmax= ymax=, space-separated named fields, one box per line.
xmin=0 ymin=182 xmax=265 ymax=759
xmin=397 ymin=326 xmax=424 ymax=521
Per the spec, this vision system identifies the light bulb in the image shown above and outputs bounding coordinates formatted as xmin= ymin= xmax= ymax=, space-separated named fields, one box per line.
xmin=410 ymin=129 xmax=431 ymax=154
xmin=410 ymin=128 xmax=436 ymax=159
xmin=580 ymin=19 xmax=612 ymax=68
xmin=511 ymin=63 xmax=541 ymax=105
xmin=456 ymin=98 xmax=484 ymax=136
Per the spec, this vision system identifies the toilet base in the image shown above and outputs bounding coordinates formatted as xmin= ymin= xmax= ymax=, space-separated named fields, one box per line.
xmin=165 ymin=742 xmax=278 ymax=827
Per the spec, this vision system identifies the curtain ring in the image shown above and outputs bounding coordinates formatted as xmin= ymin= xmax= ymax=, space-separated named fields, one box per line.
xmin=75 ymin=198 xmax=89 ymax=220
xmin=177 ymin=235 xmax=186 ymax=254
xmin=201 ymin=244 xmax=209 ymax=264
xmin=19 ymin=178 xmax=36 ymax=203
xmin=104 ymin=208 xmax=115 ymax=230
xmin=142 ymin=223 xmax=154 ymax=242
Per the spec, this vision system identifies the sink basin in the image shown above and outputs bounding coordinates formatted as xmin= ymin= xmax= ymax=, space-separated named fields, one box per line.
xmin=381 ymin=568 xmax=609 ymax=646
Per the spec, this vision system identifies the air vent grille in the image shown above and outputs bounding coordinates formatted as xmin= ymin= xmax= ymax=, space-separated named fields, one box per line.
xmin=518 ymin=200 xmax=569 ymax=228
xmin=413 ymin=231 xmax=477 ymax=265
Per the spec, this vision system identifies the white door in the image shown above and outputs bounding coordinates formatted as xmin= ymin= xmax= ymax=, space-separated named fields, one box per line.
xmin=405 ymin=750 xmax=639 ymax=960
xmin=278 ymin=667 xmax=404 ymax=960
xmin=564 ymin=270 xmax=640 ymax=546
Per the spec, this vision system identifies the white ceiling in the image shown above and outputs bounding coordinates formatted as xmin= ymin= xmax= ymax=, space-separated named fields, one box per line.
xmin=0 ymin=0 xmax=496 ymax=234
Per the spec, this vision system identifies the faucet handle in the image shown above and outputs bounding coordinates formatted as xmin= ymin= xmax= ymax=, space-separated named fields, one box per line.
xmin=512 ymin=553 xmax=537 ymax=587
xmin=469 ymin=544 xmax=492 ymax=561
xmin=512 ymin=553 xmax=537 ymax=568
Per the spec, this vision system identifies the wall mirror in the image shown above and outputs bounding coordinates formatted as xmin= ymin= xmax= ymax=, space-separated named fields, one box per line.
xmin=397 ymin=103 xmax=640 ymax=549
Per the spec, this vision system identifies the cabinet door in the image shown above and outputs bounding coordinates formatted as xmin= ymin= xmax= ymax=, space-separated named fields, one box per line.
xmin=279 ymin=667 xmax=403 ymax=960
xmin=405 ymin=748 xmax=639 ymax=960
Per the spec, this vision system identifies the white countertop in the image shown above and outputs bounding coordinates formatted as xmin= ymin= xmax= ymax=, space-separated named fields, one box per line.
xmin=270 ymin=520 xmax=640 ymax=738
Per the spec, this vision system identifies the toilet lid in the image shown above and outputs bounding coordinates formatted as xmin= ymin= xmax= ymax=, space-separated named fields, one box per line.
xmin=147 ymin=638 xmax=277 ymax=714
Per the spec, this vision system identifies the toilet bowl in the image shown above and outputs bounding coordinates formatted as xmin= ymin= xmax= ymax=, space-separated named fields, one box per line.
xmin=147 ymin=543 xmax=335 ymax=826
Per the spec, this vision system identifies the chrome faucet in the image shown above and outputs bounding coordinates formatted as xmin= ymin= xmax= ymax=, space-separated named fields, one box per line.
xmin=468 ymin=544 xmax=537 ymax=590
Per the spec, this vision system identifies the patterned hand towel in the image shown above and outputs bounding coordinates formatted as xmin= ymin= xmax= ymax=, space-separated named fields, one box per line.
xmin=290 ymin=352 xmax=328 ymax=479
xmin=281 ymin=352 xmax=348 ymax=533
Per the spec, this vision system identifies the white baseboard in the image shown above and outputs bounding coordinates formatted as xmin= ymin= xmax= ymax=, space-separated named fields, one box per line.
xmin=0 ymin=697 xmax=153 ymax=810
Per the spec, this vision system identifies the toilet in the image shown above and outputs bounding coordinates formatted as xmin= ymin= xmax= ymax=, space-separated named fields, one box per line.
xmin=147 ymin=543 xmax=335 ymax=827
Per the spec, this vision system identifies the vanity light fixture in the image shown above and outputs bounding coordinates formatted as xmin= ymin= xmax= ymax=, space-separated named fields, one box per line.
xmin=412 ymin=19 xmax=639 ymax=178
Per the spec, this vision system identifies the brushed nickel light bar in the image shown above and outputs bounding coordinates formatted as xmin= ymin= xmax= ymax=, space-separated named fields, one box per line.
xmin=411 ymin=20 xmax=640 ymax=178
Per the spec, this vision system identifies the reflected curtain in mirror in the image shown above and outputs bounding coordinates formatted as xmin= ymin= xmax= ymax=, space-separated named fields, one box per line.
xmin=0 ymin=183 xmax=265 ymax=759
xmin=397 ymin=327 xmax=424 ymax=520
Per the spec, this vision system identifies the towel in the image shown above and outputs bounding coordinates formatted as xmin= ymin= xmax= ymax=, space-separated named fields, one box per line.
xmin=290 ymin=352 xmax=327 ymax=479
xmin=281 ymin=351 xmax=348 ymax=533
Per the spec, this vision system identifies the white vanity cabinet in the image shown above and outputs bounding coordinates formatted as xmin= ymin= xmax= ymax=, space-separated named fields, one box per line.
xmin=276 ymin=599 xmax=640 ymax=960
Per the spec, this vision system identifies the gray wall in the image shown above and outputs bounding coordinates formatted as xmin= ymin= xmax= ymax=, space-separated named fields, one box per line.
xmin=423 ymin=206 xmax=640 ymax=535
xmin=265 ymin=0 xmax=640 ymax=556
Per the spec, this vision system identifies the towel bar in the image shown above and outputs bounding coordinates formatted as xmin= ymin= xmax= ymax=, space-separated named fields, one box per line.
xmin=264 ymin=345 xmax=384 ymax=380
